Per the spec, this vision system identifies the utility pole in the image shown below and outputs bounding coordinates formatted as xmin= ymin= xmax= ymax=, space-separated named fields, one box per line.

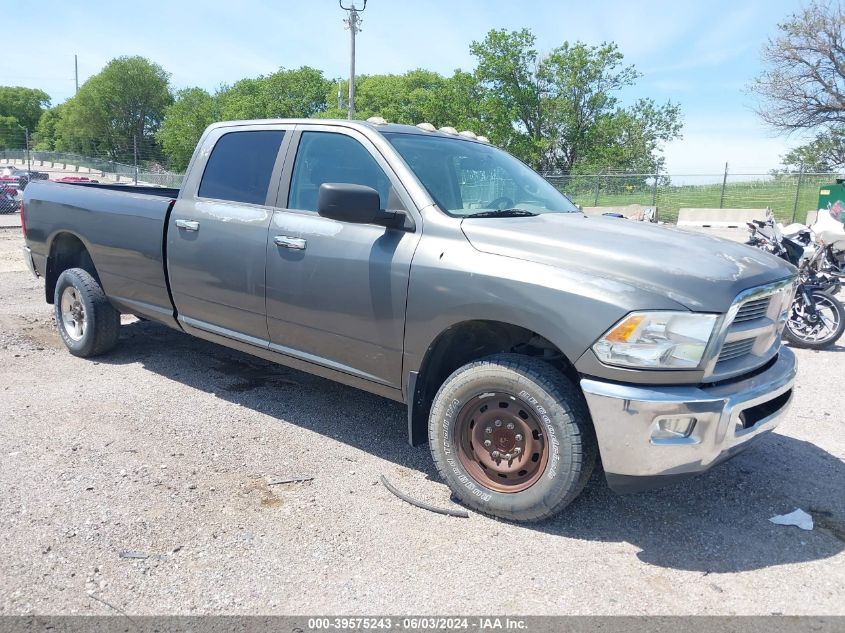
xmin=339 ymin=0 xmax=366 ymax=120
xmin=791 ymin=163 xmax=804 ymax=223
xmin=133 ymin=134 xmax=138 ymax=185
xmin=74 ymin=54 xmax=79 ymax=94
xmin=24 ymin=127 xmax=31 ymax=172
xmin=719 ymin=162 xmax=729 ymax=208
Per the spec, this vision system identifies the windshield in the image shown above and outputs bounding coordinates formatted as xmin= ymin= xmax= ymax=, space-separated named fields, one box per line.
xmin=383 ymin=133 xmax=578 ymax=217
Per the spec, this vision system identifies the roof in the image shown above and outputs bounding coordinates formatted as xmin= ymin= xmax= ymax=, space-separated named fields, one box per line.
xmin=207 ymin=118 xmax=488 ymax=143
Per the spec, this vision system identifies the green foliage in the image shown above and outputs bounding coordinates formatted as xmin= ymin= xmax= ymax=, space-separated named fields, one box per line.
xmin=16 ymin=30 xmax=682 ymax=176
xmin=0 ymin=115 xmax=23 ymax=150
xmin=32 ymin=104 xmax=63 ymax=150
xmin=217 ymin=67 xmax=330 ymax=120
xmin=470 ymin=30 xmax=682 ymax=173
xmin=156 ymin=88 xmax=219 ymax=171
xmin=318 ymin=70 xmax=482 ymax=130
xmin=0 ymin=86 xmax=51 ymax=136
xmin=779 ymin=128 xmax=845 ymax=173
xmin=54 ymin=56 xmax=172 ymax=162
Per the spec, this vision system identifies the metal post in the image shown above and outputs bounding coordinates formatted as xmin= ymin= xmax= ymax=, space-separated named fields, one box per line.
xmin=24 ymin=127 xmax=30 ymax=172
xmin=719 ymin=162 xmax=728 ymax=208
xmin=791 ymin=163 xmax=804 ymax=223
xmin=340 ymin=1 xmax=366 ymax=120
xmin=651 ymin=172 xmax=658 ymax=206
xmin=74 ymin=54 xmax=79 ymax=94
xmin=593 ymin=174 xmax=601 ymax=206
xmin=133 ymin=134 xmax=138 ymax=185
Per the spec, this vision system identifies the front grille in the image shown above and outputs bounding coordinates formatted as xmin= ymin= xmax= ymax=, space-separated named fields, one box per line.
xmin=718 ymin=337 xmax=756 ymax=361
xmin=706 ymin=279 xmax=795 ymax=380
xmin=733 ymin=297 xmax=771 ymax=323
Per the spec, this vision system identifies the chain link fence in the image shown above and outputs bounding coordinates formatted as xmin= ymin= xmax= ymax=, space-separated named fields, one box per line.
xmin=2 ymin=148 xmax=839 ymax=225
xmin=0 ymin=149 xmax=184 ymax=188
xmin=543 ymin=171 xmax=839 ymax=224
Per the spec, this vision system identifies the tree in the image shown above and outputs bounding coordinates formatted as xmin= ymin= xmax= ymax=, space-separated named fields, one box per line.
xmin=780 ymin=130 xmax=845 ymax=172
xmin=0 ymin=116 xmax=24 ymax=150
xmin=55 ymin=56 xmax=172 ymax=162
xmin=751 ymin=1 xmax=845 ymax=131
xmin=0 ymin=86 xmax=50 ymax=134
xmin=469 ymin=29 xmax=681 ymax=172
xmin=32 ymin=104 xmax=63 ymax=150
xmin=316 ymin=70 xmax=482 ymax=130
xmin=217 ymin=67 xmax=329 ymax=121
xmin=156 ymin=88 xmax=219 ymax=171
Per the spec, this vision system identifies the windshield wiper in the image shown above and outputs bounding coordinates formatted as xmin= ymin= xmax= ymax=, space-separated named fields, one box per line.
xmin=464 ymin=209 xmax=539 ymax=218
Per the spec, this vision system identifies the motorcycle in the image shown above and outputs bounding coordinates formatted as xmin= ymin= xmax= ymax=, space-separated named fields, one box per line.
xmin=746 ymin=213 xmax=845 ymax=349
xmin=776 ymin=204 xmax=845 ymax=295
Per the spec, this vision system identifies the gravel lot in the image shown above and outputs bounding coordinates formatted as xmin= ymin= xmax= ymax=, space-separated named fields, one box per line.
xmin=0 ymin=228 xmax=843 ymax=616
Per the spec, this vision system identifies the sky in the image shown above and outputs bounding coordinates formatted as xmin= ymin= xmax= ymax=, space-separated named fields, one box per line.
xmin=0 ymin=0 xmax=811 ymax=175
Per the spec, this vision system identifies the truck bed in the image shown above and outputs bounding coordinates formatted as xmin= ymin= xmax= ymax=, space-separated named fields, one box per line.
xmin=23 ymin=180 xmax=179 ymax=325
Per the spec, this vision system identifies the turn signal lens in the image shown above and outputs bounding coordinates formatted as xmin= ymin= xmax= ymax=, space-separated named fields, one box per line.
xmin=604 ymin=314 xmax=646 ymax=343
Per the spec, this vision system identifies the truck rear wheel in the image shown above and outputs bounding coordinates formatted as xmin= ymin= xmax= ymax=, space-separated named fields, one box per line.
xmin=54 ymin=268 xmax=120 ymax=357
xmin=428 ymin=354 xmax=596 ymax=522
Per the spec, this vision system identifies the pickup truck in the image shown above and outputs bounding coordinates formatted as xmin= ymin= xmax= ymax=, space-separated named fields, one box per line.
xmin=22 ymin=118 xmax=798 ymax=522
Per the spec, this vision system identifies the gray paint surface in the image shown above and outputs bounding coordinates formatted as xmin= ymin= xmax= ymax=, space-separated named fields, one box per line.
xmin=23 ymin=118 xmax=796 ymax=400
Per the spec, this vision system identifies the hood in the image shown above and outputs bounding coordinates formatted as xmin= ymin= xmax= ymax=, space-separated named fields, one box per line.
xmin=461 ymin=213 xmax=795 ymax=312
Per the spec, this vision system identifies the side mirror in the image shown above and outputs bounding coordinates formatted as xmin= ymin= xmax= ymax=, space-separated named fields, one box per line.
xmin=317 ymin=183 xmax=400 ymax=226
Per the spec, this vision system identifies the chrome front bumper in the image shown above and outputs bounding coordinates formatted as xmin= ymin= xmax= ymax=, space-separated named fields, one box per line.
xmin=581 ymin=347 xmax=796 ymax=493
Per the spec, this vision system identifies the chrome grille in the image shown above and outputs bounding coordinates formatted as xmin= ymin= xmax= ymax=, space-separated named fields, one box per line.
xmin=718 ymin=337 xmax=756 ymax=362
xmin=705 ymin=278 xmax=796 ymax=380
xmin=733 ymin=297 xmax=771 ymax=323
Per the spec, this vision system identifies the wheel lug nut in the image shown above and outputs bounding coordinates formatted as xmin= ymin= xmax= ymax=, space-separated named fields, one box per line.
xmin=504 ymin=453 xmax=512 ymax=460
xmin=515 ymin=434 xmax=523 ymax=441
xmin=513 ymin=447 xmax=521 ymax=454
xmin=483 ymin=439 xmax=492 ymax=448
xmin=494 ymin=420 xmax=502 ymax=427
xmin=485 ymin=427 xmax=493 ymax=434
xmin=506 ymin=422 xmax=515 ymax=430
xmin=491 ymin=450 xmax=500 ymax=458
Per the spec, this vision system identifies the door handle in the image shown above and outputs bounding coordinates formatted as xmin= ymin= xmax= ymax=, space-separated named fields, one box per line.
xmin=175 ymin=219 xmax=200 ymax=231
xmin=274 ymin=235 xmax=306 ymax=250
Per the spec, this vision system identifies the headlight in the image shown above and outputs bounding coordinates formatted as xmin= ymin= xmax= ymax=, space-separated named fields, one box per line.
xmin=593 ymin=311 xmax=718 ymax=369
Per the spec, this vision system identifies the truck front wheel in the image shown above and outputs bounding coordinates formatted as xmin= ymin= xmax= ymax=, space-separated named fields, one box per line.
xmin=54 ymin=268 xmax=120 ymax=358
xmin=428 ymin=354 xmax=597 ymax=522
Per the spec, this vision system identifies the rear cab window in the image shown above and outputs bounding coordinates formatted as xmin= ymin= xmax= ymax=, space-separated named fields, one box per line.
xmin=198 ymin=130 xmax=285 ymax=205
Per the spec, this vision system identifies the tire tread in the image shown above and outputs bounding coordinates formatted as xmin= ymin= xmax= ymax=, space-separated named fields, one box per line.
xmin=428 ymin=353 xmax=597 ymax=522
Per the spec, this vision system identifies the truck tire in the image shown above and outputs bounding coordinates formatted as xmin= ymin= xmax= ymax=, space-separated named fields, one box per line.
xmin=54 ymin=268 xmax=120 ymax=357
xmin=428 ymin=354 xmax=597 ymax=522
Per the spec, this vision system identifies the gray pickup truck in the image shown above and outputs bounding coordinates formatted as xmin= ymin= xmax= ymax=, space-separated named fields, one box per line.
xmin=22 ymin=119 xmax=797 ymax=521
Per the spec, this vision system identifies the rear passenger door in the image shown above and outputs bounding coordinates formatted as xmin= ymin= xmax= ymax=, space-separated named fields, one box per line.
xmin=167 ymin=126 xmax=291 ymax=344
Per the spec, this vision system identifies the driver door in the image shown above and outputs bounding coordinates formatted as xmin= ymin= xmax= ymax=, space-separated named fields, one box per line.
xmin=264 ymin=126 xmax=420 ymax=388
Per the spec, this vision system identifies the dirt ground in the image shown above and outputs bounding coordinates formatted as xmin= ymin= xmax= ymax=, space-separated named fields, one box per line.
xmin=0 ymin=228 xmax=843 ymax=615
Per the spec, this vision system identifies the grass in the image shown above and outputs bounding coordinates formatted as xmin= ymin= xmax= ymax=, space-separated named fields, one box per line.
xmin=554 ymin=174 xmax=835 ymax=224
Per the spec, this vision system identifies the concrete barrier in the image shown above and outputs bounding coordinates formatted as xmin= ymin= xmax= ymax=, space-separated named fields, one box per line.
xmin=677 ymin=208 xmax=769 ymax=228
xmin=580 ymin=204 xmax=656 ymax=221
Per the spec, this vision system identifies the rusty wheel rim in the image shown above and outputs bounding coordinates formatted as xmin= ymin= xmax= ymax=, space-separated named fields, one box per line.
xmin=455 ymin=392 xmax=548 ymax=493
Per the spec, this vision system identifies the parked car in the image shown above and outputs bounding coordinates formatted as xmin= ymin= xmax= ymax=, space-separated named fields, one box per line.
xmin=21 ymin=119 xmax=798 ymax=522
xmin=53 ymin=176 xmax=99 ymax=184
xmin=0 ymin=165 xmax=49 ymax=189
xmin=0 ymin=188 xmax=19 ymax=214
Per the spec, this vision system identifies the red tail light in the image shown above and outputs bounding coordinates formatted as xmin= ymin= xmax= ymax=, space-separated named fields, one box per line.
xmin=20 ymin=198 xmax=26 ymax=237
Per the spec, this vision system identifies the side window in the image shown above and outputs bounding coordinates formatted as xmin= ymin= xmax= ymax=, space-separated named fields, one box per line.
xmin=288 ymin=132 xmax=392 ymax=212
xmin=198 ymin=130 xmax=284 ymax=205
